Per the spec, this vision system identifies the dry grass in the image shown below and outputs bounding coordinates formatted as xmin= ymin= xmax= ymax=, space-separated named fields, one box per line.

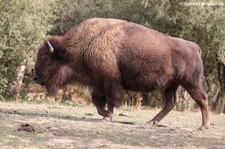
xmin=0 ymin=101 xmax=224 ymax=149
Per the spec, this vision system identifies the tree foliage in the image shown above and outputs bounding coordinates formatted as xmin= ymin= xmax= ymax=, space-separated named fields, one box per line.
xmin=0 ymin=0 xmax=56 ymax=99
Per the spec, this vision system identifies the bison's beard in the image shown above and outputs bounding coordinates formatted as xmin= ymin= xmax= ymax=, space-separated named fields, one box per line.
xmin=46 ymin=66 xmax=73 ymax=95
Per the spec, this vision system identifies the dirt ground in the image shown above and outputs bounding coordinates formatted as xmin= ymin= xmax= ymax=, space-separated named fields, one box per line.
xmin=0 ymin=102 xmax=224 ymax=149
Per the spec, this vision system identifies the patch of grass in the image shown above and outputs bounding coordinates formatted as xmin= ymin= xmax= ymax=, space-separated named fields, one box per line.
xmin=61 ymin=100 xmax=89 ymax=107
xmin=0 ymin=101 xmax=225 ymax=148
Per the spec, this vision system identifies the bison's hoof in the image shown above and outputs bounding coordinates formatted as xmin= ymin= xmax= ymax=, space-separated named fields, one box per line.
xmin=103 ymin=117 xmax=112 ymax=122
xmin=197 ymin=125 xmax=209 ymax=131
xmin=147 ymin=120 xmax=159 ymax=126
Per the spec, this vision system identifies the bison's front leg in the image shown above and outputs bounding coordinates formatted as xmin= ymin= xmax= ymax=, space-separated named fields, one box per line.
xmin=91 ymin=88 xmax=108 ymax=118
xmin=103 ymin=83 xmax=125 ymax=121
xmin=91 ymin=94 xmax=114 ymax=121
xmin=147 ymin=84 xmax=179 ymax=126
xmin=92 ymin=83 xmax=124 ymax=121
xmin=91 ymin=87 xmax=116 ymax=121
xmin=102 ymin=103 xmax=114 ymax=121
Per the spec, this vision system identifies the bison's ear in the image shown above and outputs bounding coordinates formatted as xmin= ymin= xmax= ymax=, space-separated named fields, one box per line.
xmin=46 ymin=39 xmax=66 ymax=59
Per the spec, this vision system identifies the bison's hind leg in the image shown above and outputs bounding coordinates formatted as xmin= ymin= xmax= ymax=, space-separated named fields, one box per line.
xmin=180 ymin=75 xmax=209 ymax=130
xmin=147 ymin=83 xmax=179 ymax=126
xmin=185 ymin=87 xmax=209 ymax=130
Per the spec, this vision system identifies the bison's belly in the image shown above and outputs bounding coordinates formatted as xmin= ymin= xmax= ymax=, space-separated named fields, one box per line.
xmin=121 ymin=73 xmax=169 ymax=92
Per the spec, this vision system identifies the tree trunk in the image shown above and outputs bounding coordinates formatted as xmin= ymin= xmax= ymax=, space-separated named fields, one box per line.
xmin=15 ymin=64 xmax=25 ymax=102
xmin=134 ymin=92 xmax=142 ymax=110
xmin=212 ymin=62 xmax=225 ymax=113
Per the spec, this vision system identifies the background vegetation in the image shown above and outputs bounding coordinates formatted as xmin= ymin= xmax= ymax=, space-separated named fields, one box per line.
xmin=0 ymin=0 xmax=225 ymax=113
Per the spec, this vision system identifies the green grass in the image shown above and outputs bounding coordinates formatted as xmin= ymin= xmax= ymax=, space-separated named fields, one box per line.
xmin=0 ymin=101 xmax=225 ymax=149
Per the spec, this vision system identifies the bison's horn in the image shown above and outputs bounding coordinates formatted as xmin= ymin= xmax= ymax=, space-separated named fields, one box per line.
xmin=47 ymin=40 xmax=54 ymax=53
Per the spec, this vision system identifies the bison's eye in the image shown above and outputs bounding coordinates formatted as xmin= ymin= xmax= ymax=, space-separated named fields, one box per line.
xmin=41 ymin=55 xmax=51 ymax=63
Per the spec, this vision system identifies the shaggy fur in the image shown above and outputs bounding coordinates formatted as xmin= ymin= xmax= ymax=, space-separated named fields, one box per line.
xmin=34 ymin=18 xmax=209 ymax=129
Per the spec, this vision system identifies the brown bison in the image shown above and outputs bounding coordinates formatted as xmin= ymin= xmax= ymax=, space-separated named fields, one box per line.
xmin=34 ymin=18 xmax=209 ymax=130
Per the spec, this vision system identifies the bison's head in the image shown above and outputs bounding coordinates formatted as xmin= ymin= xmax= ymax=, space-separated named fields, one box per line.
xmin=34 ymin=37 xmax=72 ymax=95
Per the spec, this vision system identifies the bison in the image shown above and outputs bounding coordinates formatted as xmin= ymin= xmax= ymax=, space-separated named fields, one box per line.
xmin=34 ymin=18 xmax=209 ymax=130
